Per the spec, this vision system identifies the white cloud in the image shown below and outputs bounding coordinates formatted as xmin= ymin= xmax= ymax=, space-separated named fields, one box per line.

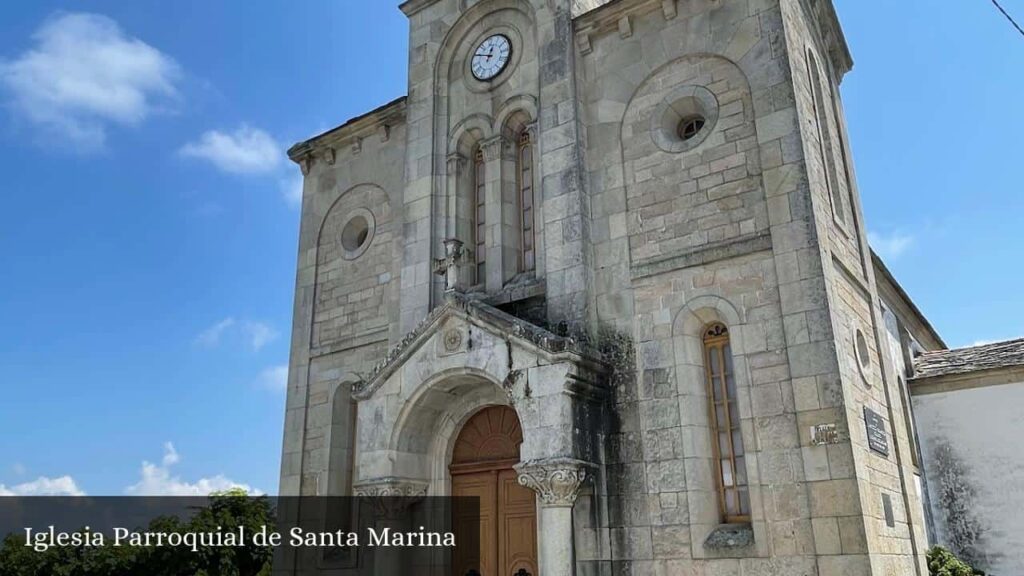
xmin=867 ymin=230 xmax=914 ymax=260
xmin=258 ymin=364 xmax=289 ymax=392
xmin=0 ymin=12 xmax=180 ymax=150
xmin=242 ymin=321 xmax=279 ymax=352
xmin=0 ymin=475 xmax=85 ymax=496
xmin=124 ymin=443 xmax=259 ymax=496
xmin=280 ymin=173 xmax=303 ymax=209
xmin=180 ymin=125 xmax=282 ymax=174
xmin=195 ymin=317 xmax=235 ymax=348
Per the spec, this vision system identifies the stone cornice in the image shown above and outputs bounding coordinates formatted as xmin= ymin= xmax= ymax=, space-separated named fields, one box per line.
xmin=287 ymin=96 xmax=407 ymax=168
xmin=810 ymin=0 xmax=854 ymax=80
xmin=910 ymin=366 xmax=1024 ymax=396
xmin=399 ymin=0 xmax=440 ymax=18
xmin=575 ymin=0 xmax=663 ymax=38
xmin=351 ymin=292 xmax=607 ymax=401
xmin=631 ymin=230 xmax=773 ymax=280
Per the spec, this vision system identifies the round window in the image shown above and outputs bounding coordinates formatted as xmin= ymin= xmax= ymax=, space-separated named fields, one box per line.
xmin=854 ymin=328 xmax=872 ymax=385
xmin=678 ymin=115 xmax=707 ymax=141
xmin=651 ymin=85 xmax=719 ymax=154
xmin=339 ymin=209 xmax=375 ymax=260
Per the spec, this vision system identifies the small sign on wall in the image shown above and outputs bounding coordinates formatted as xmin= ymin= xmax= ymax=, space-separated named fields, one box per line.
xmin=810 ymin=423 xmax=840 ymax=446
xmin=882 ymin=493 xmax=896 ymax=528
xmin=864 ymin=407 xmax=889 ymax=457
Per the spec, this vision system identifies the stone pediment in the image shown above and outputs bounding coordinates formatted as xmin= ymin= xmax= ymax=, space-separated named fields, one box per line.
xmin=351 ymin=292 xmax=606 ymax=401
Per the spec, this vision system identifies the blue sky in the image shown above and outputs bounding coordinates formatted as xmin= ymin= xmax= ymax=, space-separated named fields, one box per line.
xmin=0 ymin=0 xmax=1020 ymax=496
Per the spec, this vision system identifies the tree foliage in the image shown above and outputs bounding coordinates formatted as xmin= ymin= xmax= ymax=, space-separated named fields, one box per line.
xmin=0 ymin=490 xmax=273 ymax=576
xmin=927 ymin=545 xmax=985 ymax=576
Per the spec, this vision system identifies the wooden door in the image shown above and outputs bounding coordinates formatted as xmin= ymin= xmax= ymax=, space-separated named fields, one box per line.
xmin=450 ymin=406 xmax=537 ymax=576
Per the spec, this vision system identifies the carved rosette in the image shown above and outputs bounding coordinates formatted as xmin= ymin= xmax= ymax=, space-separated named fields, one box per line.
xmin=353 ymin=478 xmax=428 ymax=519
xmin=515 ymin=458 xmax=592 ymax=508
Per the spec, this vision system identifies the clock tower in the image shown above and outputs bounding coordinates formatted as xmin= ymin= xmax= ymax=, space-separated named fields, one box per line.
xmin=282 ymin=1 xmax=933 ymax=575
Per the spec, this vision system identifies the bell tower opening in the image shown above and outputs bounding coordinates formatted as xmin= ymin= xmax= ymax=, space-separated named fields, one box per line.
xmin=450 ymin=405 xmax=537 ymax=576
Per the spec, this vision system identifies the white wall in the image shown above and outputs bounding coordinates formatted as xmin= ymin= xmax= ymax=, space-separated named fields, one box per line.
xmin=914 ymin=380 xmax=1024 ymax=575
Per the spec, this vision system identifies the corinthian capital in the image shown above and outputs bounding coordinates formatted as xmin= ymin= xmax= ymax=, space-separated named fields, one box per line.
xmin=515 ymin=458 xmax=592 ymax=508
xmin=354 ymin=477 xmax=428 ymax=518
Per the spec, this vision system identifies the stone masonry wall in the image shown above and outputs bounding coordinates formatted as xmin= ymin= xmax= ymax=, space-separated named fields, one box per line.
xmin=780 ymin=0 xmax=929 ymax=573
xmin=279 ymin=115 xmax=406 ymax=496
xmin=579 ymin=0 xmax=823 ymax=574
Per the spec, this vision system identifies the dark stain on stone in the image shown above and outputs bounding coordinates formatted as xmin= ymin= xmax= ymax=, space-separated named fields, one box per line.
xmin=931 ymin=437 xmax=988 ymax=569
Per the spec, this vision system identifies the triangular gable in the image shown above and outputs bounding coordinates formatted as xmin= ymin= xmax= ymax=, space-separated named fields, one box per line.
xmin=351 ymin=292 xmax=605 ymax=400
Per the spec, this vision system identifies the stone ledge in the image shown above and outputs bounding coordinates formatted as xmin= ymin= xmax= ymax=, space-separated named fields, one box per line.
xmin=486 ymin=275 xmax=546 ymax=306
xmin=309 ymin=325 xmax=389 ymax=359
xmin=630 ymin=231 xmax=772 ymax=280
xmin=703 ymin=523 xmax=755 ymax=550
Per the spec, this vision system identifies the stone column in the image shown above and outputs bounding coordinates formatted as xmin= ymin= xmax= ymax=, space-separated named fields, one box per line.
xmin=480 ymin=134 xmax=509 ymax=292
xmin=515 ymin=458 xmax=591 ymax=576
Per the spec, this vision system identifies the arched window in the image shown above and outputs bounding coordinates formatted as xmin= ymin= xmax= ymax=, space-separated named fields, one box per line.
xmin=517 ymin=131 xmax=535 ymax=272
xmin=806 ymin=49 xmax=847 ymax=226
xmin=703 ymin=323 xmax=750 ymax=523
xmin=474 ymin=147 xmax=486 ymax=284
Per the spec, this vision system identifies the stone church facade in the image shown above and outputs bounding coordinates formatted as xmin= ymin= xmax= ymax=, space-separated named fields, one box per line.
xmin=279 ymin=1 xmax=939 ymax=574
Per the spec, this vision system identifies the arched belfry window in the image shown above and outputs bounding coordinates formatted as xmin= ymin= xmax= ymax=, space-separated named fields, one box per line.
xmin=703 ymin=323 xmax=750 ymax=523
xmin=473 ymin=147 xmax=486 ymax=284
xmin=517 ymin=130 xmax=535 ymax=272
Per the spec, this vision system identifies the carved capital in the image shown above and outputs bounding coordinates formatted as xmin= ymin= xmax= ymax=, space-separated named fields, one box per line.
xmin=480 ymin=134 xmax=506 ymax=162
xmin=446 ymin=152 xmax=467 ymax=176
xmin=354 ymin=477 xmax=428 ymax=519
xmin=523 ymin=121 xmax=539 ymax=145
xmin=515 ymin=458 xmax=592 ymax=507
xmin=298 ymin=155 xmax=313 ymax=176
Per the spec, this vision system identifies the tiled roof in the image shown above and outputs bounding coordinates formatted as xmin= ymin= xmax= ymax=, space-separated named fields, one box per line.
xmin=912 ymin=338 xmax=1024 ymax=380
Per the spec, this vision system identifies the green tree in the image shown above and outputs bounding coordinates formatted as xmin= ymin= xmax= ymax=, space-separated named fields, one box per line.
xmin=0 ymin=490 xmax=274 ymax=576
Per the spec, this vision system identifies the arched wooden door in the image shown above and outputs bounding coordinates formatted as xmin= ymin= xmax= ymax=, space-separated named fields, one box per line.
xmin=450 ymin=406 xmax=537 ymax=576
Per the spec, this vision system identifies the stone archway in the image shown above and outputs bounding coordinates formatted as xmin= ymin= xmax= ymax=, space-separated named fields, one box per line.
xmin=450 ymin=405 xmax=538 ymax=576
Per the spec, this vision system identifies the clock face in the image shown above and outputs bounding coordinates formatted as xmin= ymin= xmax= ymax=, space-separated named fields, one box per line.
xmin=471 ymin=34 xmax=512 ymax=81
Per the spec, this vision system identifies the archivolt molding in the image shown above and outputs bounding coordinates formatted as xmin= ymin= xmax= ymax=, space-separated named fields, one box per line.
xmin=494 ymin=94 xmax=539 ymax=135
xmin=672 ymin=294 xmax=745 ymax=341
xmin=433 ymin=0 xmax=536 ymax=92
xmin=448 ymin=113 xmax=495 ymax=155
xmin=314 ymin=183 xmax=390 ymax=250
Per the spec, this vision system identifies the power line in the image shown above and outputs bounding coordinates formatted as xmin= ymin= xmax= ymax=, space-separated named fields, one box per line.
xmin=992 ymin=0 xmax=1024 ymax=38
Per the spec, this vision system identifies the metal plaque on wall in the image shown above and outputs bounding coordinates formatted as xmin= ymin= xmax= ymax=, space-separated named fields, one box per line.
xmin=864 ymin=407 xmax=889 ymax=457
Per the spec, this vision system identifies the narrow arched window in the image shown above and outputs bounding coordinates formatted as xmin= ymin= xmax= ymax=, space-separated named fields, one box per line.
xmin=518 ymin=131 xmax=535 ymax=272
xmin=704 ymin=323 xmax=750 ymax=523
xmin=474 ymin=147 xmax=486 ymax=284
xmin=806 ymin=50 xmax=847 ymax=225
